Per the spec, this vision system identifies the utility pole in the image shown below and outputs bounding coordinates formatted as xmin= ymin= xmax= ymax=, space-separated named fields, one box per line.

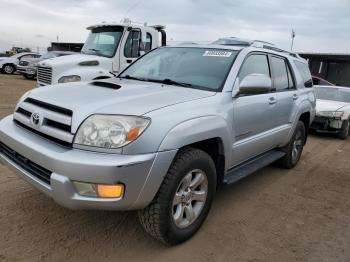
xmin=291 ymin=29 xmax=295 ymax=51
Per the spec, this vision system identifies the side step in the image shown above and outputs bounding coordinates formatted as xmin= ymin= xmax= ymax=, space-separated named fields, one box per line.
xmin=223 ymin=150 xmax=286 ymax=185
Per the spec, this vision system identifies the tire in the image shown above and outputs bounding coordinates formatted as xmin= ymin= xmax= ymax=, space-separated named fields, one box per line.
xmin=2 ymin=64 xmax=15 ymax=74
xmin=23 ymin=74 xmax=35 ymax=80
xmin=338 ymin=119 xmax=350 ymax=140
xmin=279 ymin=121 xmax=306 ymax=169
xmin=138 ymin=147 xmax=216 ymax=245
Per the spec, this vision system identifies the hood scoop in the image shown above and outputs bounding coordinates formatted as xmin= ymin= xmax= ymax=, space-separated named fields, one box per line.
xmin=91 ymin=81 xmax=122 ymax=90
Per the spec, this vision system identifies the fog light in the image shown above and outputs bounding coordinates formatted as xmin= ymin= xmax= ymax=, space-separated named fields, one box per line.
xmin=73 ymin=181 xmax=124 ymax=198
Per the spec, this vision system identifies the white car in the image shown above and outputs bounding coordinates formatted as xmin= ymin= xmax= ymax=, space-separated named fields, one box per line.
xmin=0 ymin=52 xmax=40 ymax=74
xmin=312 ymin=86 xmax=350 ymax=139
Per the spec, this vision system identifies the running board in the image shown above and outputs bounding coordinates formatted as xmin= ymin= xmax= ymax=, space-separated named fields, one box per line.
xmin=223 ymin=150 xmax=286 ymax=185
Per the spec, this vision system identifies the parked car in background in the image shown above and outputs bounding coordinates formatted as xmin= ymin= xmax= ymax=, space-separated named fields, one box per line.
xmin=312 ymin=76 xmax=335 ymax=86
xmin=0 ymin=38 xmax=315 ymax=245
xmin=17 ymin=51 xmax=74 ymax=80
xmin=0 ymin=52 xmax=40 ymax=74
xmin=0 ymin=53 xmax=10 ymax=58
xmin=311 ymin=86 xmax=350 ymax=139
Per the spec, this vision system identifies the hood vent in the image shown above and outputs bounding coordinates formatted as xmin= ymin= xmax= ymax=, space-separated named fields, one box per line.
xmin=91 ymin=81 xmax=122 ymax=90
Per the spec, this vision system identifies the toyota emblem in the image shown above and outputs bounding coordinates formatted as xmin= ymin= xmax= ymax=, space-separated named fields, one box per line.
xmin=31 ymin=113 xmax=41 ymax=126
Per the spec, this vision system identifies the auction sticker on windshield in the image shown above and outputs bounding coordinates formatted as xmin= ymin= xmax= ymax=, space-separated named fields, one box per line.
xmin=203 ymin=50 xmax=232 ymax=57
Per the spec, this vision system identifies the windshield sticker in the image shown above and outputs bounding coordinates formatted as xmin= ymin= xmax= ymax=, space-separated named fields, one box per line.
xmin=203 ymin=50 xmax=232 ymax=57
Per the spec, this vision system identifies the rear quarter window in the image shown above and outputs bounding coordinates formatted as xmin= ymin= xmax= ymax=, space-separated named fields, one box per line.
xmin=294 ymin=61 xmax=312 ymax=88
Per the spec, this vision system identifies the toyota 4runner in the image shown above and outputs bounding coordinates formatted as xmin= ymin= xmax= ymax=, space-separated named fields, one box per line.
xmin=0 ymin=37 xmax=315 ymax=245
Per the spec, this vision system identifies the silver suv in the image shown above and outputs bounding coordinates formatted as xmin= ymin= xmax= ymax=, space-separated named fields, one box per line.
xmin=0 ymin=37 xmax=315 ymax=245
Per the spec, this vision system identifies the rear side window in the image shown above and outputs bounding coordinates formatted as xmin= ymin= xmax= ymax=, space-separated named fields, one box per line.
xmin=295 ymin=61 xmax=312 ymax=87
xmin=271 ymin=56 xmax=290 ymax=91
xmin=238 ymin=54 xmax=270 ymax=81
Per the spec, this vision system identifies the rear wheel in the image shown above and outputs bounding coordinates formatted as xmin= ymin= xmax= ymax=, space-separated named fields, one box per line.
xmin=338 ymin=119 xmax=350 ymax=140
xmin=2 ymin=64 xmax=15 ymax=74
xmin=279 ymin=121 xmax=306 ymax=169
xmin=138 ymin=148 xmax=216 ymax=245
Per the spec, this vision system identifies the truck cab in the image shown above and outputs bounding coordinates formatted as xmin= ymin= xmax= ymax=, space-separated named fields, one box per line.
xmin=37 ymin=19 xmax=166 ymax=86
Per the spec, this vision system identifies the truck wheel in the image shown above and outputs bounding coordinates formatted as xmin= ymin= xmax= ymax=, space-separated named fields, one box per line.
xmin=138 ymin=148 xmax=216 ymax=245
xmin=338 ymin=119 xmax=350 ymax=140
xmin=279 ymin=121 xmax=306 ymax=169
xmin=2 ymin=64 xmax=15 ymax=74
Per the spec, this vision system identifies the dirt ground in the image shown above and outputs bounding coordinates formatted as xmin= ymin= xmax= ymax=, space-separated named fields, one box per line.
xmin=0 ymin=74 xmax=349 ymax=262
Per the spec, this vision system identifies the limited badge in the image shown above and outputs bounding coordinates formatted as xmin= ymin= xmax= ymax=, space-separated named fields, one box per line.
xmin=203 ymin=50 xmax=232 ymax=57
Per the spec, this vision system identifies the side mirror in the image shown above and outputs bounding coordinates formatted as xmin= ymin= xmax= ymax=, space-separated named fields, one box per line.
xmin=239 ymin=74 xmax=272 ymax=95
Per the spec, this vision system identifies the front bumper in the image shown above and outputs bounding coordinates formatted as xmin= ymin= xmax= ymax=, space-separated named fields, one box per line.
xmin=311 ymin=116 xmax=343 ymax=133
xmin=0 ymin=115 xmax=177 ymax=210
xmin=17 ymin=65 xmax=37 ymax=75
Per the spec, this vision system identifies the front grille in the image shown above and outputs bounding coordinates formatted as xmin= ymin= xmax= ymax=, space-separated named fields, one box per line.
xmin=19 ymin=61 xmax=29 ymax=66
xmin=13 ymin=98 xmax=74 ymax=147
xmin=0 ymin=142 xmax=52 ymax=185
xmin=37 ymin=66 xmax=52 ymax=85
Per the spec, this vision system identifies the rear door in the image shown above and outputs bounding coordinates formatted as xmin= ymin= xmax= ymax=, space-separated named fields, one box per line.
xmin=270 ymin=55 xmax=297 ymax=128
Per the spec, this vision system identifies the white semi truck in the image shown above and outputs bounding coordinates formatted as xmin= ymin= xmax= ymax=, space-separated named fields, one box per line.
xmin=37 ymin=19 xmax=166 ymax=86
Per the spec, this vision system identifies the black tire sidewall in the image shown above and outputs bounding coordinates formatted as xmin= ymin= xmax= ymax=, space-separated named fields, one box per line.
xmin=339 ymin=119 xmax=350 ymax=139
xmin=161 ymin=150 xmax=216 ymax=244
xmin=283 ymin=121 xmax=306 ymax=168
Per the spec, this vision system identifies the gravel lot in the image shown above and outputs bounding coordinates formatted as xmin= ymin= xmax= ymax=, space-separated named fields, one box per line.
xmin=0 ymin=74 xmax=349 ymax=262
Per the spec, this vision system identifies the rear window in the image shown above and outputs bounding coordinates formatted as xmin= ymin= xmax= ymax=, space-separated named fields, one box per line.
xmin=295 ymin=61 xmax=312 ymax=88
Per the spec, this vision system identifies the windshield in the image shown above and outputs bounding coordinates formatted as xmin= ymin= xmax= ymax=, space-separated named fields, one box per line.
xmin=81 ymin=26 xmax=124 ymax=58
xmin=119 ymin=47 xmax=238 ymax=91
xmin=316 ymin=86 xmax=350 ymax=103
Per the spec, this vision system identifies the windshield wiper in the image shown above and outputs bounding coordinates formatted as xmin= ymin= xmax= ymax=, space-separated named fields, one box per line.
xmin=120 ymin=75 xmax=149 ymax=82
xmin=149 ymin=78 xmax=193 ymax=87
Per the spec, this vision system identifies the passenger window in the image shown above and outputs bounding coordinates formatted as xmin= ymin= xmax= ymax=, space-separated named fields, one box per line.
xmin=238 ymin=54 xmax=270 ymax=82
xmin=286 ymin=62 xmax=295 ymax=89
xmin=295 ymin=61 xmax=312 ymax=88
xmin=144 ymin=33 xmax=152 ymax=52
xmin=271 ymin=56 xmax=289 ymax=91
xmin=124 ymin=30 xmax=141 ymax=58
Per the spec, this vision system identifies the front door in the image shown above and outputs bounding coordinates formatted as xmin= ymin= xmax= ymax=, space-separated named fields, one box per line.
xmin=231 ymin=53 xmax=278 ymax=167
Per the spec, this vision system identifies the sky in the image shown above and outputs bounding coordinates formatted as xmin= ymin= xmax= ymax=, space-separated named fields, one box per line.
xmin=0 ymin=0 xmax=349 ymax=53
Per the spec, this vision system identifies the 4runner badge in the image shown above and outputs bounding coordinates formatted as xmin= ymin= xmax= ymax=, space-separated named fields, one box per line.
xmin=31 ymin=113 xmax=41 ymax=126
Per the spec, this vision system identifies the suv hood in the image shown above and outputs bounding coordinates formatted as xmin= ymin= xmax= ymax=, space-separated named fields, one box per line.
xmin=37 ymin=53 xmax=112 ymax=70
xmin=316 ymin=99 xmax=350 ymax=113
xmin=23 ymin=79 xmax=215 ymax=132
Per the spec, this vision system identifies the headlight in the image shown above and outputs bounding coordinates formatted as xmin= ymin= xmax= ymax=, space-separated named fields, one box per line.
xmin=74 ymin=115 xmax=150 ymax=149
xmin=58 ymin=75 xmax=81 ymax=83
xmin=317 ymin=111 xmax=344 ymax=118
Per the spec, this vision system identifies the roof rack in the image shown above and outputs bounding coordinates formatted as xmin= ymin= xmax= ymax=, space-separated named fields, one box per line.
xmin=212 ymin=37 xmax=301 ymax=58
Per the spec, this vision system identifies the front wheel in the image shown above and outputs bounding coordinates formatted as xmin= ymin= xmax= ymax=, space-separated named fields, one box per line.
xmin=279 ymin=121 xmax=306 ymax=169
xmin=23 ymin=74 xmax=35 ymax=80
xmin=338 ymin=119 xmax=350 ymax=140
xmin=138 ymin=148 xmax=216 ymax=245
xmin=2 ymin=64 xmax=15 ymax=74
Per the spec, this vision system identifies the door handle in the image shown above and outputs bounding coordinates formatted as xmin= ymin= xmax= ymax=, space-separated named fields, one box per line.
xmin=126 ymin=59 xmax=133 ymax=64
xmin=268 ymin=97 xmax=277 ymax=105
xmin=293 ymin=94 xmax=299 ymax=100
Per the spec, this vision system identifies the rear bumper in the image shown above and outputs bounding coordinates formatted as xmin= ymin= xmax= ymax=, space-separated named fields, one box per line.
xmin=311 ymin=116 xmax=343 ymax=133
xmin=0 ymin=115 xmax=177 ymax=210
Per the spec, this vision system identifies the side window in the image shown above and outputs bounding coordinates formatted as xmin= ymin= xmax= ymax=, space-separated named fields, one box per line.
xmin=124 ymin=30 xmax=141 ymax=58
xmin=144 ymin=33 xmax=152 ymax=52
xmin=238 ymin=54 xmax=270 ymax=81
xmin=295 ymin=61 xmax=312 ymax=87
xmin=271 ymin=56 xmax=289 ymax=91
